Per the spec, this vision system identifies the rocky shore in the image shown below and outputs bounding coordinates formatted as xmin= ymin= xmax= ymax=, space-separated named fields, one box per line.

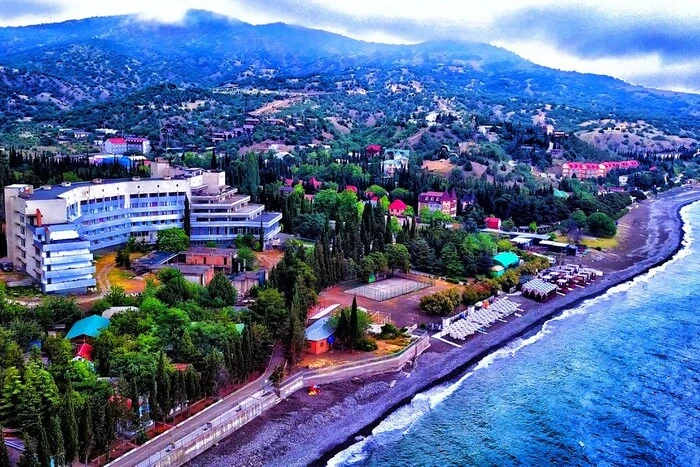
xmin=189 ymin=187 xmax=700 ymax=467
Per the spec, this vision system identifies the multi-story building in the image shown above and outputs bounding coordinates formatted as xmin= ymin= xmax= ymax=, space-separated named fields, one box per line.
xmin=125 ymin=137 xmax=151 ymax=155
xmin=561 ymin=160 xmax=639 ymax=179
xmin=418 ymin=190 xmax=457 ymax=218
xmin=4 ymin=162 xmax=281 ymax=294
xmin=103 ymin=137 xmax=127 ymax=154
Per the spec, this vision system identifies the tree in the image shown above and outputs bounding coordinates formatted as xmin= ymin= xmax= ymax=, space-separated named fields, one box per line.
xmin=207 ymin=272 xmax=237 ymax=305
xmin=35 ymin=416 xmax=51 ymax=467
xmin=335 ymin=310 xmax=349 ymax=347
xmin=156 ymin=352 xmax=172 ymax=424
xmin=79 ymin=403 xmax=94 ymax=466
xmin=156 ymin=228 xmax=189 ymax=252
xmin=210 ymin=149 xmax=218 ymax=170
xmin=258 ymin=221 xmax=265 ymax=252
xmin=17 ymin=438 xmax=38 ymax=467
xmin=349 ymin=297 xmax=361 ymax=347
xmin=49 ymin=416 xmax=65 ymax=467
xmin=184 ymin=196 xmax=191 ymax=237
xmin=251 ymin=289 xmax=287 ymax=338
xmin=386 ymin=244 xmax=411 ymax=272
xmin=237 ymin=246 xmax=258 ymax=271
xmin=587 ymin=212 xmax=616 ymax=238
xmin=419 ymin=289 xmax=461 ymax=316
xmin=62 ymin=385 xmax=80 ymax=466
xmin=284 ymin=287 xmax=307 ymax=368
xmin=440 ymin=244 xmax=464 ymax=278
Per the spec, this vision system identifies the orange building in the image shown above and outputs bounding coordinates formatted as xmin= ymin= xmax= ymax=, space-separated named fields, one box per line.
xmin=305 ymin=317 xmax=335 ymax=355
xmin=182 ymin=247 xmax=238 ymax=273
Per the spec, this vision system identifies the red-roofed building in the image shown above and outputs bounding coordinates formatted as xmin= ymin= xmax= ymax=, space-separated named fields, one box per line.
xmin=103 ymin=137 xmax=127 ymax=154
xmin=418 ymin=190 xmax=457 ymax=218
xmin=109 ymin=394 xmax=133 ymax=410
xmin=74 ymin=343 xmax=93 ymax=361
xmin=366 ymin=144 xmax=382 ymax=156
xmin=307 ymin=177 xmax=322 ymax=191
xmin=562 ymin=160 xmax=639 ymax=179
xmin=172 ymin=363 xmax=191 ymax=372
xmin=485 ymin=217 xmax=502 ymax=230
xmin=345 ymin=185 xmax=358 ymax=193
xmin=389 ymin=199 xmax=407 ymax=216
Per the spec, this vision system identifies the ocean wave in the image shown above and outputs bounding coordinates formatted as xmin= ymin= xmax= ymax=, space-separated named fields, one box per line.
xmin=328 ymin=203 xmax=699 ymax=466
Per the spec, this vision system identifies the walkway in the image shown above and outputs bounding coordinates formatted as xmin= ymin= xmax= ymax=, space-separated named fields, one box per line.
xmin=107 ymin=347 xmax=285 ymax=467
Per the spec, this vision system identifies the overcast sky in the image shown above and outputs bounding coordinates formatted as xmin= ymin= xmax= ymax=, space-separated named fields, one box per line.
xmin=2 ymin=0 xmax=699 ymax=93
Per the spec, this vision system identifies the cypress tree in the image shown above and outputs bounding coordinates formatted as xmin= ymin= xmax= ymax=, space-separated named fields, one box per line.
xmin=350 ymin=296 xmax=360 ymax=348
xmin=156 ymin=352 xmax=171 ymax=424
xmin=183 ymin=196 xmax=191 ymax=237
xmin=233 ymin=339 xmax=245 ymax=383
xmin=78 ymin=404 xmax=93 ymax=466
xmin=17 ymin=438 xmax=38 ymax=467
xmin=0 ymin=426 xmax=10 ymax=467
xmin=336 ymin=310 xmax=349 ymax=347
xmin=35 ymin=417 xmax=50 ymax=467
xmin=258 ymin=220 xmax=265 ymax=252
xmin=210 ymin=149 xmax=217 ymax=170
xmin=62 ymin=385 xmax=79 ymax=466
xmin=384 ymin=215 xmax=393 ymax=246
xmin=49 ymin=416 xmax=65 ymax=467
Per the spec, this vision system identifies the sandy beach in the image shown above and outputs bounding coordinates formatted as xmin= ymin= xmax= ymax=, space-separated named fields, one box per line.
xmin=189 ymin=186 xmax=700 ymax=467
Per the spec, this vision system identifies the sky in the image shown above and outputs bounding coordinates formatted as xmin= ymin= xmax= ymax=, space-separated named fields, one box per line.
xmin=1 ymin=0 xmax=699 ymax=93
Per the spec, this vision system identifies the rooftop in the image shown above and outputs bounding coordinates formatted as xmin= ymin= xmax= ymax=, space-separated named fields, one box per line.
xmin=65 ymin=315 xmax=110 ymax=340
xmin=153 ymin=264 xmax=213 ymax=275
xmin=305 ymin=316 xmax=334 ymax=341
xmin=134 ymin=251 xmax=178 ymax=268
xmin=184 ymin=246 xmax=237 ymax=256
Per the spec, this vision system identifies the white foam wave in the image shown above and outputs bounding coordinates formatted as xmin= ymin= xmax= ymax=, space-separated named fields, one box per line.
xmin=327 ymin=202 xmax=699 ymax=467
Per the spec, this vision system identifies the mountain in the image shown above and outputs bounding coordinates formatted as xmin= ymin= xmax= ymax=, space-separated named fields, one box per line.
xmin=1 ymin=10 xmax=699 ymax=137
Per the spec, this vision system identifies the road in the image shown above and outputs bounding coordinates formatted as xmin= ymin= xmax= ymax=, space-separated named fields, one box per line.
xmin=107 ymin=347 xmax=285 ymax=467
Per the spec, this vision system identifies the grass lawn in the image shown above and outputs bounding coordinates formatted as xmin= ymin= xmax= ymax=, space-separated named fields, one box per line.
xmin=374 ymin=336 xmax=411 ymax=356
xmin=556 ymin=234 xmax=618 ymax=250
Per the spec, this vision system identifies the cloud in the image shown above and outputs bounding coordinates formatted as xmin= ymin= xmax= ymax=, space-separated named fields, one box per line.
xmin=0 ymin=0 xmax=63 ymax=20
xmin=0 ymin=0 xmax=699 ymax=92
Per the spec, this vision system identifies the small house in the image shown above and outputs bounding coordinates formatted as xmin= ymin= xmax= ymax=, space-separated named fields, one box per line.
xmin=305 ymin=317 xmax=335 ymax=355
xmin=182 ymin=247 xmax=238 ymax=274
xmin=65 ymin=315 xmax=111 ymax=343
xmin=389 ymin=199 xmax=407 ymax=217
xmin=365 ymin=144 xmax=382 ymax=157
xmin=232 ymin=270 xmax=266 ymax=297
xmin=484 ymin=217 xmax=502 ymax=230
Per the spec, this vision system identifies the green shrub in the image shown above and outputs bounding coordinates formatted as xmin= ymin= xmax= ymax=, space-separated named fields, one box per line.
xmin=355 ymin=336 xmax=378 ymax=351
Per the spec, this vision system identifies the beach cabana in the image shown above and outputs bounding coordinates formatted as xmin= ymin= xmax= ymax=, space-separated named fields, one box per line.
xmin=522 ymin=278 xmax=557 ymax=302
xmin=305 ymin=317 xmax=335 ymax=355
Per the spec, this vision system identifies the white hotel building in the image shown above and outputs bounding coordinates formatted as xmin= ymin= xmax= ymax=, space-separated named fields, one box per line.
xmin=4 ymin=162 xmax=281 ymax=294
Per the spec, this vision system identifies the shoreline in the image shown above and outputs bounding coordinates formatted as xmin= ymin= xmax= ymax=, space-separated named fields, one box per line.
xmin=190 ymin=187 xmax=700 ymax=467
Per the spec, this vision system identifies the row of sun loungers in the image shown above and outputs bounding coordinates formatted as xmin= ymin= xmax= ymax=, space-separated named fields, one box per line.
xmin=447 ymin=298 xmax=522 ymax=341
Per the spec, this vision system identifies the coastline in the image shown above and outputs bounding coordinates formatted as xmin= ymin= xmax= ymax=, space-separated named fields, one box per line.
xmin=189 ymin=187 xmax=700 ymax=467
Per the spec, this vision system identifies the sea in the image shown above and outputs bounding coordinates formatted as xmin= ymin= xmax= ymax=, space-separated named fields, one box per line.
xmin=329 ymin=202 xmax=700 ymax=467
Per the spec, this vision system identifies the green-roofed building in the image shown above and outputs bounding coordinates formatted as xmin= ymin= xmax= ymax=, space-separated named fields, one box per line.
xmin=491 ymin=252 xmax=521 ymax=277
xmin=65 ymin=315 xmax=110 ymax=342
xmin=553 ymin=188 xmax=570 ymax=199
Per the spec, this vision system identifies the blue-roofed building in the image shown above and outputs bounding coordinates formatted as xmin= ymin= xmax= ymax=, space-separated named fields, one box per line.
xmin=305 ymin=317 xmax=335 ymax=354
xmin=4 ymin=161 xmax=282 ymax=294
xmin=65 ymin=315 xmax=110 ymax=342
